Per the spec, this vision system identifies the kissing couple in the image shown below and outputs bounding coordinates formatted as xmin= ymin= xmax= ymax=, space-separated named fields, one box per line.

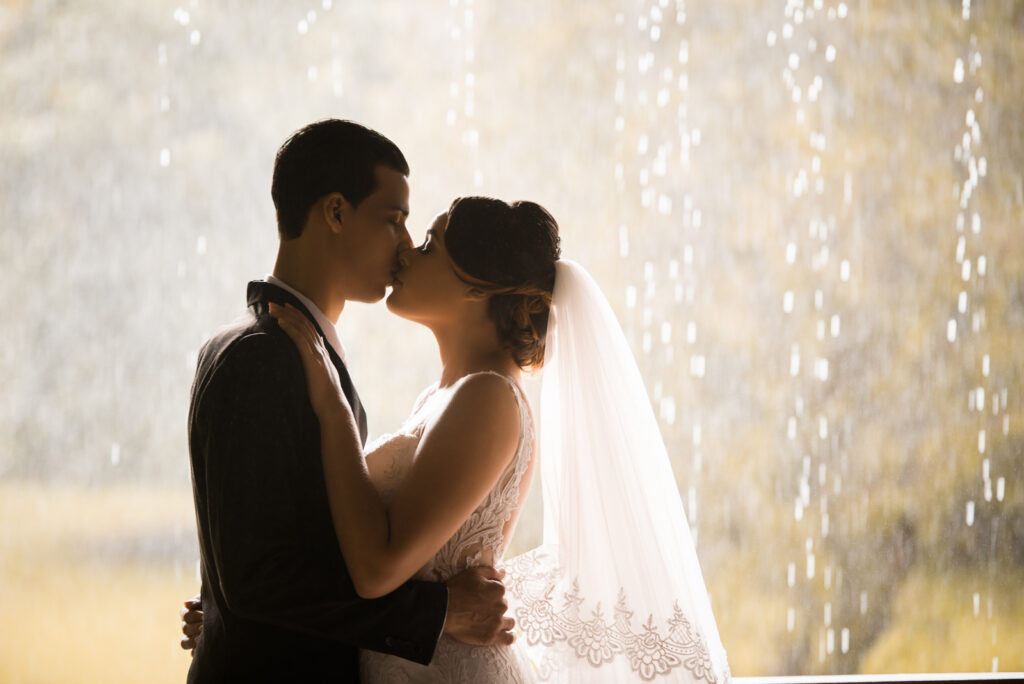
xmin=181 ymin=119 xmax=730 ymax=682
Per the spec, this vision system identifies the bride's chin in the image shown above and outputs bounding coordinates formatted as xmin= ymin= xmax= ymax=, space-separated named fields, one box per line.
xmin=385 ymin=292 xmax=409 ymax=317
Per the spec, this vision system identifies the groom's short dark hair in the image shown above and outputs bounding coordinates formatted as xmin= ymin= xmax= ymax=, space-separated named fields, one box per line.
xmin=271 ymin=119 xmax=410 ymax=239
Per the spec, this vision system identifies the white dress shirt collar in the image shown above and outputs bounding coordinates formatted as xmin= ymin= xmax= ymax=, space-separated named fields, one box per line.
xmin=265 ymin=274 xmax=346 ymax=362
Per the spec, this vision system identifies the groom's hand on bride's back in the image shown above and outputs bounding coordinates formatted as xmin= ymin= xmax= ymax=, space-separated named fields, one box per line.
xmin=443 ymin=566 xmax=515 ymax=646
xmin=179 ymin=594 xmax=203 ymax=654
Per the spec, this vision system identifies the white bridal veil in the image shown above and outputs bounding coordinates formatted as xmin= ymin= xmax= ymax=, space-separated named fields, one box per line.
xmin=506 ymin=260 xmax=730 ymax=683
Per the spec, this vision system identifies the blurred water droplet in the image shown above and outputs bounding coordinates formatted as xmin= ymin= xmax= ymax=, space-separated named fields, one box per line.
xmin=660 ymin=396 xmax=676 ymax=425
xmin=815 ymin=357 xmax=829 ymax=382
xmin=947 ymin=319 xmax=957 ymax=342
xmin=658 ymin=194 xmax=672 ymax=214
xmin=954 ymin=58 xmax=965 ymax=83
xmin=966 ymin=500 xmax=975 ymax=526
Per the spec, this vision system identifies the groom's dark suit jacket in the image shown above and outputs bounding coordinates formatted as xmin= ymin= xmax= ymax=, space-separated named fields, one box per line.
xmin=187 ymin=281 xmax=447 ymax=683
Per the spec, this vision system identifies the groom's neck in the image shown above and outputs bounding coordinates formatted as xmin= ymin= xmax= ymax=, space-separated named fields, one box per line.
xmin=272 ymin=250 xmax=344 ymax=323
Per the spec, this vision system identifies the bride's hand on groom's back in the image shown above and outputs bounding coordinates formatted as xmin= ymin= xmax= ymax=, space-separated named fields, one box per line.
xmin=443 ymin=566 xmax=516 ymax=647
xmin=269 ymin=303 xmax=349 ymax=419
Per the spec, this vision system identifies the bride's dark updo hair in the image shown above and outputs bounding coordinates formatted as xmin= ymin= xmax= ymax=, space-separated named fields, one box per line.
xmin=444 ymin=196 xmax=561 ymax=370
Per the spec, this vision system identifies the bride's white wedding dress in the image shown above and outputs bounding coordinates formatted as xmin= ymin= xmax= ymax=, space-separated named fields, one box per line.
xmin=359 ymin=372 xmax=537 ymax=683
xmin=359 ymin=260 xmax=729 ymax=683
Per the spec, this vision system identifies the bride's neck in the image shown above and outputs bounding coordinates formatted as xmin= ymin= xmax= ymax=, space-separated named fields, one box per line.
xmin=432 ymin=322 xmax=519 ymax=387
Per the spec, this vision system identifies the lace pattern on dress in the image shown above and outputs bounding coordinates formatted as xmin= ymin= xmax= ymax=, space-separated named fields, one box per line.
xmin=505 ymin=550 xmax=730 ymax=683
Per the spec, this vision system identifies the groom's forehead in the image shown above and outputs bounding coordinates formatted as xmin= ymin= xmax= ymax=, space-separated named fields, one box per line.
xmin=365 ymin=166 xmax=410 ymax=213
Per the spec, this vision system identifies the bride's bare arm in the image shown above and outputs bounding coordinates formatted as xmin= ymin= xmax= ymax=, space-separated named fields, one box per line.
xmin=323 ymin=374 xmax=519 ymax=598
xmin=270 ymin=303 xmax=520 ymax=599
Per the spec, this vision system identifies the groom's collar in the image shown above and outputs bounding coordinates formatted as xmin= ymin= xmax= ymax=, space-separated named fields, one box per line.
xmin=247 ymin=277 xmax=346 ymax=362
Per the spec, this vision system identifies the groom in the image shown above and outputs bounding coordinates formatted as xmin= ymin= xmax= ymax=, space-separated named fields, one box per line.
xmin=185 ymin=119 xmax=513 ymax=683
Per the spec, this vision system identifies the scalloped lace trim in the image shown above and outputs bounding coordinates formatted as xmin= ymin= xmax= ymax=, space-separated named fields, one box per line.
xmin=505 ymin=552 xmax=729 ymax=683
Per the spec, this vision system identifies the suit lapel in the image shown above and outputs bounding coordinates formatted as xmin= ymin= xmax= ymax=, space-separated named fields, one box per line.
xmin=247 ymin=281 xmax=369 ymax=445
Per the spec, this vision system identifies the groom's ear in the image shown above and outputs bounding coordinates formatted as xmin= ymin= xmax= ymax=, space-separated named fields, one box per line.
xmin=464 ymin=286 xmax=489 ymax=302
xmin=322 ymin=193 xmax=349 ymax=233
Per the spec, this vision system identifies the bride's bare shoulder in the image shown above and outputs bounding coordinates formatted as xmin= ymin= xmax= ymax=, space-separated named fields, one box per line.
xmin=421 ymin=372 xmax=521 ymax=457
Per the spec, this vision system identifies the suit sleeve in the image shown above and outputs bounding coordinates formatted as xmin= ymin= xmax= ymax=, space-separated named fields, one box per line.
xmin=199 ymin=331 xmax=447 ymax=664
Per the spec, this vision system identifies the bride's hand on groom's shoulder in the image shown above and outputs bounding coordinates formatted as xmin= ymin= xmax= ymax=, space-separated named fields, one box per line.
xmin=269 ymin=302 xmax=349 ymax=419
xmin=179 ymin=594 xmax=203 ymax=655
xmin=443 ymin=566 xmax=516 ymax=647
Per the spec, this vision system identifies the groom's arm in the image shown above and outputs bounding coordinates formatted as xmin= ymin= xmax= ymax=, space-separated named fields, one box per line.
xmin=201 ymin=331 xmax=447 ymax=664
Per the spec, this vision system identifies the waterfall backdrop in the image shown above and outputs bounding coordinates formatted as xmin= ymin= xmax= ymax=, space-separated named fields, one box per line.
xmin=1 ymin=0 xmax=1022 ymax=680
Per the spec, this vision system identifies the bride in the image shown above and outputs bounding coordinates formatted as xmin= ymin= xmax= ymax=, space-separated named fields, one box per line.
xmin=194 ymin=196 xmax=730 ymax=682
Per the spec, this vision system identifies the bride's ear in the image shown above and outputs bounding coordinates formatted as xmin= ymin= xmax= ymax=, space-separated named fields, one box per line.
xmin=323 ymin=193 xmax=349 ymax=233
xmin=464 ymin=286 xmax=489 ymax=302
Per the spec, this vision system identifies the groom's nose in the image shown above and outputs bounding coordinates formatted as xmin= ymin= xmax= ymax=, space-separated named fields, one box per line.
xmin=396 ymin=226 xmax=413 ymax=251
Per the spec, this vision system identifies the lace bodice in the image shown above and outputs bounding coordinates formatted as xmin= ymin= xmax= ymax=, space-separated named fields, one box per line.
xmin=359 ymin=372 xmax=537 ymax=683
